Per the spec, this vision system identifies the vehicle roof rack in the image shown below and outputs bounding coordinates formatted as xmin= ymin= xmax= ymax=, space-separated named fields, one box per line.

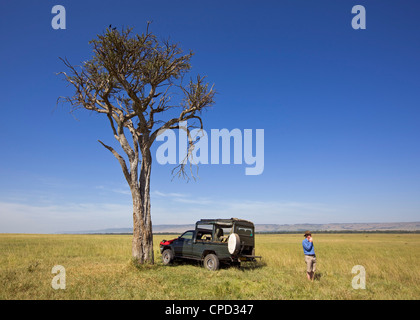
xmin=197 ymin=218 xmax=254 ymax=225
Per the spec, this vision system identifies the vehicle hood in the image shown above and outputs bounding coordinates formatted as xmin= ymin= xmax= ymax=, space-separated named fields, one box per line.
xmin=160 ymin=238 xmax=178 ymax=246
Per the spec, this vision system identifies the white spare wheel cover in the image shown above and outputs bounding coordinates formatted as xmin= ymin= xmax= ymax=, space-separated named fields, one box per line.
xmin=228 ymin=233 xmax=241 ymax=254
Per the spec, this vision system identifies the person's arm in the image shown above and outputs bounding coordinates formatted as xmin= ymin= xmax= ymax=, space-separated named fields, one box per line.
xmin=302 ymin=239 xmax=313 ymax=251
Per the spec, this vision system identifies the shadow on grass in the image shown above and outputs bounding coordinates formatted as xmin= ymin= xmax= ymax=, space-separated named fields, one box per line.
xmin=165 ymin=258 xmax=267 ymax=271
xmin=131 ymin=256 xmax=267 ymax=271
xmin=235 ymin=259 xmax=267 ymax=271
xmin=132 ymin=258 xmax=202 ymax=270
xmin=314 ymin=272 xmax=323 ymax=281
xmin=130 ymin=258 xmax=167 ymax=271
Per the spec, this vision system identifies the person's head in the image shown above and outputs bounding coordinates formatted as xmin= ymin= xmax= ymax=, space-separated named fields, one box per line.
xmin=304 ymin=231 xmax=312 ymax=238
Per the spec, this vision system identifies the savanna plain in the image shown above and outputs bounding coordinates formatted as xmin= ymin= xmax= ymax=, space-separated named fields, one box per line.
xmin=0 ymin=233 xmax=419 ymax=300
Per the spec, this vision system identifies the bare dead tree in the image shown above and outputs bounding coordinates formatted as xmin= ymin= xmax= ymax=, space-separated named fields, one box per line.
xmin=58 ymin=25 xmax=215 ymax=264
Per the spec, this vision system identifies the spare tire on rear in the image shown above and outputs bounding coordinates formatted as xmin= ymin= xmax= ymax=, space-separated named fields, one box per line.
xmin=228 ymin=233 xmax=241 ymax=255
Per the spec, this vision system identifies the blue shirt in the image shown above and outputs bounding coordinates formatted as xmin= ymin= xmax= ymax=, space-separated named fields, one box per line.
xmin=302 ymin=238 xmax=315 ymax=255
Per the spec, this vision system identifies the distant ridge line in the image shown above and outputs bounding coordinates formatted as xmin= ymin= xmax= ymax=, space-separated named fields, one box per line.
xmin=59 ymin=221 xmax=420 ymax=234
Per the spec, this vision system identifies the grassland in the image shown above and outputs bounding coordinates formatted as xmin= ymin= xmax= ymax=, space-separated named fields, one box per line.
xmin=0 ymin=233 xmax=419 ymax=300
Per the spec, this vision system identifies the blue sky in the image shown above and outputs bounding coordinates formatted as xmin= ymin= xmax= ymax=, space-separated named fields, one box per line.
xmin=0 ymin=0 xmax=419 ymax=233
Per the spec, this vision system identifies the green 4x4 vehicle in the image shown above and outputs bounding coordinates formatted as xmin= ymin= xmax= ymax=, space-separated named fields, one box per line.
xmin=159 ymin=218 xmax=261 ymax=271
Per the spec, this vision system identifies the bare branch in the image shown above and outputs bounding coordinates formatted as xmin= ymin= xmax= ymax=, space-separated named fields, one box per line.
xmin=98 ymin=140 xmax=131 ymax=184
xmin=59 ymin=25 xmax=215 ymax=184
xmin=149 ymin=75 xmax=215 ymax=145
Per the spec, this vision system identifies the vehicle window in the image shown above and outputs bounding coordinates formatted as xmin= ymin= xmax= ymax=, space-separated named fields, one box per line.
xmin=197 ymin=223 xmax=213 ymax=232
xmin=196 ymin=224 xmax=213 ymax=241
xmin=235 ymin=226 xmax=253 ymax=236
xmin=214 ymin=226 xmax=232 ymax=242
xmin=180 ymin=231 xmax=194 ymax=240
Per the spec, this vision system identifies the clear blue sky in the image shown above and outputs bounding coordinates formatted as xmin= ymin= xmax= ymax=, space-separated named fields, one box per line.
xmin=0 ymin=0 xmax=419 ymax=233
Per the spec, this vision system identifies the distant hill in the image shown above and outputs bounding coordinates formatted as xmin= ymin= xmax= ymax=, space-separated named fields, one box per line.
xmin=254 ymin=222 xmax=420 ymax=232
xmin=59 ymin=221 xmax=420 ymax=234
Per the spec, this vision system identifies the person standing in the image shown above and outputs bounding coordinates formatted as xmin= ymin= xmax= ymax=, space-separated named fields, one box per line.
xmin=302 ymin=231 xmax=316 ymax=281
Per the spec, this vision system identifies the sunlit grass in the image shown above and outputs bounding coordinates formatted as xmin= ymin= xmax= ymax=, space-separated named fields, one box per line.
xmin=0 ymin=233 xmax=419 ymax=299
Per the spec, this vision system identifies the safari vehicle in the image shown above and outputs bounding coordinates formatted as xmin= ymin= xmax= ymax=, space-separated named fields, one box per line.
xmin=159 ymin=218 xmax=261 ymax=271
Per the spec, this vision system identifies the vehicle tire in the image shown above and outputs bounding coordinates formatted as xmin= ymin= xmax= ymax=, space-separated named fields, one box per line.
xmin=204 ymin=253 xmax=220 ymax=271
xmin=228 ymin=233 xmax=241 ymax=255
xmin=162 ymin=249 xmax=174 ymax=265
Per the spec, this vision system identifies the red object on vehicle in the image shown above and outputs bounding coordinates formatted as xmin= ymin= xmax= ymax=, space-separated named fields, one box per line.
xmin=160 ymin=238 xmax=177 ymax=246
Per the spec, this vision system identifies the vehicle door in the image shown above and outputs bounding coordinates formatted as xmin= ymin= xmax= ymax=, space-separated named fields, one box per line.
xmin=192 ymin=223 xmax=214 ymax=257
xmin=173 ymin=231 xmax=194 ymax=257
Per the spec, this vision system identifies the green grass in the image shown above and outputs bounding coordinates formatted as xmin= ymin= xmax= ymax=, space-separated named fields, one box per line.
xmin=0 ymin=233 xmax=419 ymax=299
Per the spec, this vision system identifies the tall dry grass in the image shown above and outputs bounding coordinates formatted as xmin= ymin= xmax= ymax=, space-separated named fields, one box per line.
xmin=0 ymin=233 xmax=419 ymax=299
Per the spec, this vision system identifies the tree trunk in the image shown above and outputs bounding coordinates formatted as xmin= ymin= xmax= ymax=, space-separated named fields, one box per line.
xmin=131 ymin=149 xmax=154 ymax=264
